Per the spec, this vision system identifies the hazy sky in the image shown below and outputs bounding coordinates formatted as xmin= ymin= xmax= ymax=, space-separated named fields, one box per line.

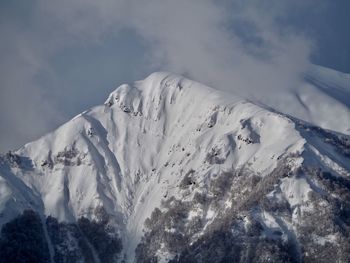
xmin=0 ymin=0 xmax=349 ymax=152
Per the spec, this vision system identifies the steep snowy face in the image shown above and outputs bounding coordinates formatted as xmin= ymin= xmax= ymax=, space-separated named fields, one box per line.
xmin=0 ymin=72 xmax=349 ymax=263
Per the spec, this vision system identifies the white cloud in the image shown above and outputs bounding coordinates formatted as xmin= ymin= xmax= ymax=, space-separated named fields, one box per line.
xmin=0 ymin=0 xmax=317 ymax=151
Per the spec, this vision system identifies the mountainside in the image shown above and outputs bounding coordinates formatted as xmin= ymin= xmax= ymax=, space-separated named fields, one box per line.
xmin=0 ymin=71 xmax=350 ymax=262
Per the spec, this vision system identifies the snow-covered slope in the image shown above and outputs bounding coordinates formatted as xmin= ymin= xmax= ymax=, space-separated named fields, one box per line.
xmin=255 ymin=64 xmax=350 ymax=135
xmin=0 ymin=72 xmax=349 ymax=262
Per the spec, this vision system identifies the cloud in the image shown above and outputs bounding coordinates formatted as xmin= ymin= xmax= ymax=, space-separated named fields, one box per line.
xmin=127 ymin=0 xmax=313 ymax=98
xmin=0 ymin=16 xmax=65 ymax=152
xmin=0 ymin=0 xmax=317 ymax=151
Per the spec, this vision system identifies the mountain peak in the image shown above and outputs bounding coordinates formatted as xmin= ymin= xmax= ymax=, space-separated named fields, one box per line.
xmin=0 ymin=72 xmax=349 ymax=262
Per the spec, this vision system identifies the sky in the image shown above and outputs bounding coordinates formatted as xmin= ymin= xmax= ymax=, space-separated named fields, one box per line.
xmin=0 ymin=0 xmax=350 ymax=152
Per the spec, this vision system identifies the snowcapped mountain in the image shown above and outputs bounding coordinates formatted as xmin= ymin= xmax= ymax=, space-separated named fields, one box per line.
xmin=0 ymin=70 xmax=349 ymax=262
